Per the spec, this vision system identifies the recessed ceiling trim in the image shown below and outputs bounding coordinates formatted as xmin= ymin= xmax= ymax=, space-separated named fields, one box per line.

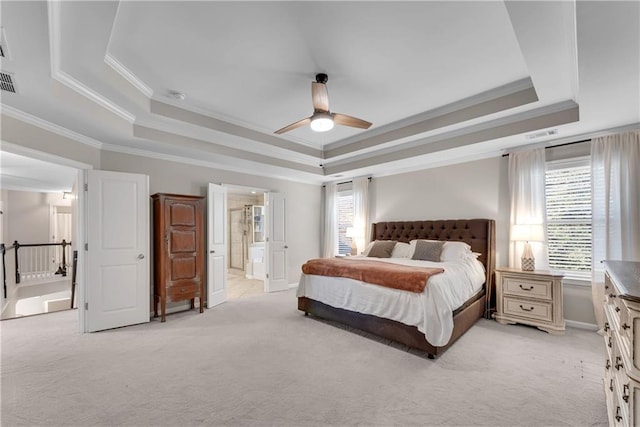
xmin=324 ymin=102 xmax=579 ymax=175
xmin=47 ymin=0 xmax=135 ymax=123
xmin=1 ymin=105 xmax=104 ymax=149
xmin=104 ymin=53 xmax=154 ymax=98
xmin=323 ymin=78 xmax=538 ymax=159
xmin=149 ymin=100 xmax=324 ymax=159
xmin=99 ymin=140 xmax=323 ymax=184
xmin=133 ymin=124 xmax=323 ymax=176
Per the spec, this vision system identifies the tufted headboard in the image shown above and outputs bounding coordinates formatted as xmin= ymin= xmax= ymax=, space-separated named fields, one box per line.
xmin=370 ymin=219 xmax=496 ymax=314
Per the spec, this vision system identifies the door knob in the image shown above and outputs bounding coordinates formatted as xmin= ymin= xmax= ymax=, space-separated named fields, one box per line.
xmin=284 ymin=245 xmax=288 ymax=249
xmin=137 ymin=254 xmax=145 ymax=259
xmin=210 ymin=250 xmax=215 ymax=253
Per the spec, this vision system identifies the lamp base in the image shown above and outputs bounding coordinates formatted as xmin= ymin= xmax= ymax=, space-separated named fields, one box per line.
xmin=521 ymin=257 xmax=535 ymax=271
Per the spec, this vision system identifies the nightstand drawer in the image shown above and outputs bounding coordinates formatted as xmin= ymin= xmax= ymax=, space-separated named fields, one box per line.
xmin=503 ymin=296 xmax=553 ymax=322
xmin=503 ymin=277 xmax=552 ymax=300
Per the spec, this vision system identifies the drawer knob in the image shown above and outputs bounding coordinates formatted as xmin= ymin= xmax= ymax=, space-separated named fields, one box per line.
xmin=519 ymin=305 xmax=535 ymax=312
xmin=623 ymin=384 xmax=630 ymax=402
xmin=616 ymin=356 xmax=624 ymax=370
xmin=610 ymin=379 xmax=615 ymax=392
xmin=608 ymin=337 xmax=613 ymax=348
xmin=616 ymin=406 xmax=622 ymax=422
xmin=616 ymin=306 xmax=621 ymax=313
xmin=622 ymin=323 xmax=630 ymax=330
xmin=604 ymin=322 xmax=610 ymax=332
xmin=519 ymin=284 xmax=534 ymax=291
xmin=606 ymin=359 xmax=611 ymax=370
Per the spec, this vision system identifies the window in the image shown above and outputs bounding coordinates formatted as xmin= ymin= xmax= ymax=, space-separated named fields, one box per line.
xmin=337 ymin=189 xmax=353 ymax=255
xmin=545 ymin=157 xmax=591 ymax=278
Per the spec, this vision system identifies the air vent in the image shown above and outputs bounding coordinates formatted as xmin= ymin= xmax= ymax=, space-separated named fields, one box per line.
xmin=526 ymin=129 xmax=558 ymax=140
xmin=0 ymin=71 xmax=16 ymax=93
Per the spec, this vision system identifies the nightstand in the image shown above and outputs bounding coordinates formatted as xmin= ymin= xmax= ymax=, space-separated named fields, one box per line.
xmin=494 ymin=267 xmax=565 ymax=335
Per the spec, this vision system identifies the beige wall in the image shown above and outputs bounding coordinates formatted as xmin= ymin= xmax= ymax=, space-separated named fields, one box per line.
xmin=99 ymin=151 xmax=321 ymax=285
xmin=370 ymin=156 xmax=596 ymax=326
xmin=371 ymin=156 xmax=511 ymax=266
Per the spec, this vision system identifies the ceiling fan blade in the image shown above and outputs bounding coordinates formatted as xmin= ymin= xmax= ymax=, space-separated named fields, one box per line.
xmin=311 ymin=82 xmax=329 ymax=112
xmin=332 ymin=113 xmax=372 ymax=130
xmin=274 ymin=117 xmax=312 ymax=134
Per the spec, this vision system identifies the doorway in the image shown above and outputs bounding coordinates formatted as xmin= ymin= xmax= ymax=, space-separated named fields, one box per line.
xmin=226 ymin=190 xmax=265 ymax=300
xmin=0 ymin=148 xmax=81 ymax=321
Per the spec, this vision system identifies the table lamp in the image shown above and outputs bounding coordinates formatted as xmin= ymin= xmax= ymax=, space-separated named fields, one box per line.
xmin=511 ymin=224 xmax=545 ymax=271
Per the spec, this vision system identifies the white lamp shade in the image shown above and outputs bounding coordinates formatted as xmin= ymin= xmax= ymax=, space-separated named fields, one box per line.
xmin=511 ymin=224 xmax=545 ymax=242
xmin=345 ymin=226 xmax=364 ymax=238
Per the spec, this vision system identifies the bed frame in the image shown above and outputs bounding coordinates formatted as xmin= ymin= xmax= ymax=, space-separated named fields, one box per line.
xmin=298 ymin=219 xmax=496 ymax=358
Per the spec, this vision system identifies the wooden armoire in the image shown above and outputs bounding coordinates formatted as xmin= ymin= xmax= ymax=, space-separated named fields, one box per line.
xmin=152 ymin=193 xmax=205 ymax=322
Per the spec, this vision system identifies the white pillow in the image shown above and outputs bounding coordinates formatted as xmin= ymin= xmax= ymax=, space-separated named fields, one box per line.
xmin=409 ymin=240 xmax=472 ymax=262
xmin=391 ymin=241 xmax=412 ymax=258
xmin=440 ymin=241 xmax=472 ymax=262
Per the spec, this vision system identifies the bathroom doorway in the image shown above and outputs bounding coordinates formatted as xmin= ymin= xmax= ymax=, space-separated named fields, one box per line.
xmin=227 ymin=189 xmax=265 ymax=299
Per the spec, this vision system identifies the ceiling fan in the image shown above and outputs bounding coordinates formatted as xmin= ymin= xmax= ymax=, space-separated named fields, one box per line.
xmin=274 ymin=73 xmax=372 ymax=134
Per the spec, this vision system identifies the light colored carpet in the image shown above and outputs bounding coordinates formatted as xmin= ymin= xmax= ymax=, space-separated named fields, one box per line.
xmin=1 ymin=288 xmax=606 ymax=426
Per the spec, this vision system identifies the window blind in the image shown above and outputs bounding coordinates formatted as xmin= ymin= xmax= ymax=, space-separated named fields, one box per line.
xmin=545 ymin=161 xmax=592 ymax=276
xmin=337 ymin=190 xmax=354 ymax=255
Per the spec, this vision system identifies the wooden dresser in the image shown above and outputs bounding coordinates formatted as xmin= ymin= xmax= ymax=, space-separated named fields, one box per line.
xmin=603 ymin=260 xmax=640 ymax=426
xmin=152 ymin=193 xmax=205 ymax=322
xmin=494 ymin=267 xmax=565 ymax=334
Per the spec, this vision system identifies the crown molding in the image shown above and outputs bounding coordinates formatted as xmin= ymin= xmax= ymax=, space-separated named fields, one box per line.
xmin=104 ymin=53 xmax=154 ymax=98
xmin=323 ymin=101 xmax=580 ymax=175
xmin=1 ymin=105 xmax=104 ymax=149
xmin=323 ymin=78 xmax=539 ymax=159
xmin=149 ymin=100 xmax=323 ymax=158
xmin=47 ymin=0 xmax=135 ymax=124
xmin=99 ymin=140 xmax=323 ymax=185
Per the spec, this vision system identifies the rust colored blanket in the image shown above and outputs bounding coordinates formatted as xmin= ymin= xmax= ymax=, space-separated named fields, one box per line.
xmin=301 ymin=258 xmax=445 ymax=293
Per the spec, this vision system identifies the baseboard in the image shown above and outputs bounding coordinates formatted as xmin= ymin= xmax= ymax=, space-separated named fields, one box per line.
xmin=288 ymin=282 xmax=298 ymax=289
xmin=565 ymin=319 xmax=598 ymax=331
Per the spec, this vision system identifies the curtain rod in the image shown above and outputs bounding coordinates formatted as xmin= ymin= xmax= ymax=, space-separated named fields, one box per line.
xmin=322 ymin=176 xmax=372 ymax=187
xmin=501 ymin=139 xmax=591 ymax=157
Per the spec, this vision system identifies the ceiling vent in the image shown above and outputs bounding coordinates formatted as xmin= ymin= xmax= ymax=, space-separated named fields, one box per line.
xmin=526 ymin=129 xmax=558 ymax=140
xmin=0 ymin=71 xmax=17 ymax=93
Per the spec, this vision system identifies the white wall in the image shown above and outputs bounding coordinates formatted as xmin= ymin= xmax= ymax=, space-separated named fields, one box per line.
xmin=370 ymin=155 xmax=596 ymax=326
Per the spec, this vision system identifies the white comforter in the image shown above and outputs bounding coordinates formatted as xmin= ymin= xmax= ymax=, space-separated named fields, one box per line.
xmin=296 ymin=256 xmax=486 ymax=347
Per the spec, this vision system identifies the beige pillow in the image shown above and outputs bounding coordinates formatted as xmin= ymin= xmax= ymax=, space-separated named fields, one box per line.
xmin=411 ymin=240 xmax=445 ymax=262
xmin=366 ymin=240 xmax=397 ymax=258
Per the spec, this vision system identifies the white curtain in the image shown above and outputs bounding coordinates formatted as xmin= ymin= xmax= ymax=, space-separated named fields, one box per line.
xmin=591 ymin=130 xmax=640 ymax=329
xmin=352 ymin=177 xmax=370 ymax=253
xmin=321 ymin=183 xmax=338 ymax=258
xmin=508 ymin=148 xmax=549 ymax=269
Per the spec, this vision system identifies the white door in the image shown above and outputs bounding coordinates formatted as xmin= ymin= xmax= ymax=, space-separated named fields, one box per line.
xmin=85 ymin=170 xmax=149 ymax=332
xmin=207 ymin=183 xmax=227 ymax=307
xmin=265 ymin=192 xmax=288 ymax=292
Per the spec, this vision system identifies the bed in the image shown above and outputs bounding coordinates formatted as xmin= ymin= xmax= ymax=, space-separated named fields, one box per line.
xmin=297 ymin=219 xmax=496 ymax=358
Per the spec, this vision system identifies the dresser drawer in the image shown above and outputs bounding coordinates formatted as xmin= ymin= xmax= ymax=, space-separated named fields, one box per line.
xmin=503 ymin=277 xmax=552 ymax=300
xmin=167 ymin=282 xmax=200 ymax=301
xmin=503 ymin=297 xmax=553 ymax=322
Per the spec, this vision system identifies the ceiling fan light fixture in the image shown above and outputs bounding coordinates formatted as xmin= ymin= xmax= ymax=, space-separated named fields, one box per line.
xmin=310 ymin=113 xmax=334 ymax=132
